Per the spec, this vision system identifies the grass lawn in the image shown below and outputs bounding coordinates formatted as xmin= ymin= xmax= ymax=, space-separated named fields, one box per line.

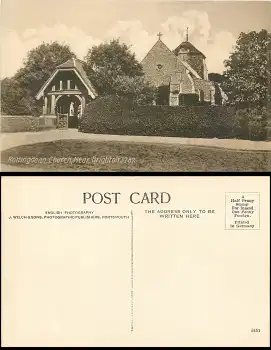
xmin=1 ymin=139 xmax=270 ymax=172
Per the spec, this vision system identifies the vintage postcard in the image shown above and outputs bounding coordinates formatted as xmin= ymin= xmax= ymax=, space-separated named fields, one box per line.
xmin=1 ymin=175 xmax=270 ymax=346
xmin=1 ymin=0 xmax=271 ymax=172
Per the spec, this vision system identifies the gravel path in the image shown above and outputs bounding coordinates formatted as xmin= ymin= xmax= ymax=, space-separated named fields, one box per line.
xmin=1 ymin=129 xmax=271 ymax=152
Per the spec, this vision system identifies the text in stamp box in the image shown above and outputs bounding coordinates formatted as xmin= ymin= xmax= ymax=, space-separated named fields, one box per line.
xmin=225 ymin=192 xmax=260 ymax=230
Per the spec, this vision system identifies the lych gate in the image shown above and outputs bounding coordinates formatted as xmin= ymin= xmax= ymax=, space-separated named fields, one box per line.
xmin=35 ymin=58 xmax=98 ymax=128
xmin=55 ymin=94 xmax=81 ymax=128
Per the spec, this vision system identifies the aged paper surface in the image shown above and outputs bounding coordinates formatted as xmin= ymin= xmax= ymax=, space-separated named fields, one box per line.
xmin=1 ymin=176 xmax=270 ymax=347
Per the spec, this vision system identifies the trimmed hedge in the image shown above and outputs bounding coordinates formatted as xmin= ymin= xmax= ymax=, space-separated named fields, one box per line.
xmin=123 ymin=105 xmax=236 ymax=139
xmin=1 ymin=116 xmax=56 ymax=133
xmin=79 ymin=95 xmax=236 ymax=139
xmin=79 ymin=95 xmax=268 ymax=140
xmin=79 ymin=95 xmax=134 ymax=135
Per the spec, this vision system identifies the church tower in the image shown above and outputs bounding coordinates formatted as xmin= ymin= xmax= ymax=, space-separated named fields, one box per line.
xmin=173 ymin=28 xmax=208 ymax=80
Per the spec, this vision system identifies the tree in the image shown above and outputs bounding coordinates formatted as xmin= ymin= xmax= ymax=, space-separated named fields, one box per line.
xmin=1 ymin=78 xmax=23 ymax=115
xmin=208 ymin=73 xmax=227 ymax=85
xmin=112 ymin=76 xmax=156 ymax=105
xmin=1 ymin=78 xmax=42 ymax=116
xmin=223 ymin=29 xmax=270 ymax=107
xmin=84 ymin=39 xmax=144 ymax=95
xmin=1 ymin=42 xmax=76 ymax=116
xmin=15 ymin=42 xmax=76 ymax=96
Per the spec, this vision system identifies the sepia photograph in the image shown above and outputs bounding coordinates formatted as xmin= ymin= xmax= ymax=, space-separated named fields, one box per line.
xmin=0 ymin=0 xmax=270 ymax=172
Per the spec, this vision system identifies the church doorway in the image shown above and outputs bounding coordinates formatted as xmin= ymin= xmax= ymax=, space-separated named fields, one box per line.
xmin=55 ymin=95 xmax=81 ymax=128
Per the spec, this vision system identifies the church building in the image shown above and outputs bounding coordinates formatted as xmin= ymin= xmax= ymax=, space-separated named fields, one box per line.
xmin=141 ymin=31 xmax=227 ymax=106
xmin=35 ymin=31 xmax=228 ymax=129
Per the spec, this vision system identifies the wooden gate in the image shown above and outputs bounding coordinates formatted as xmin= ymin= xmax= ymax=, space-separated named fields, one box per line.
xmin=56 ymin=114 xmax=68 ymax=129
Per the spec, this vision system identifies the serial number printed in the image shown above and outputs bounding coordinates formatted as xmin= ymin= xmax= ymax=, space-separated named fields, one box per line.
xmin=251 ymin=328 xmax=261 ymax=332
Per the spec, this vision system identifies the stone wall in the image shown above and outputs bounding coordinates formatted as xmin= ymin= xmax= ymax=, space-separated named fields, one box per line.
xmin=1 ymin=116 xmax=56 ymax=133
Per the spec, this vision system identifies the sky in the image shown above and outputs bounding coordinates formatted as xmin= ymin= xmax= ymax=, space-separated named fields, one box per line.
xmin=1 ymin=0 xmax=270 ymax=78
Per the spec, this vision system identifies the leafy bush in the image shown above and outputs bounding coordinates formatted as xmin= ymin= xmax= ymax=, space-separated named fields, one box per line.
xmin=1 ymin=78 xmax=42 ymax=116
xmin=233 ymin=107 xmax=268 ymax=140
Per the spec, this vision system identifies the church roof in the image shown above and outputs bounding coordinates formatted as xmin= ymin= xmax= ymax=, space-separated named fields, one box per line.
xmin=57 ymin=58 xmax=97 ymax=95
xmin=57 ymin=58 xmax=76 ymax=69
xmin=173 ymin=41 xmax=206 ymax=58
xmin=57 ymin=58 xmax=83 ymax=70
xmin=36 ymin=58 xmax=98 ymax=100
xmin=141 ymin=38 xmax=171 ymax=64
xmin=141 ymin=38 xmax=202 ymax=80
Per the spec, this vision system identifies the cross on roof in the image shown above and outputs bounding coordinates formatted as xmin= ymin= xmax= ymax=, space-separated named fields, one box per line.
xmin=157 ymin=32 xmax=163 ymax=40
xmin=186 ymin=27 xmax=189 ymax=41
